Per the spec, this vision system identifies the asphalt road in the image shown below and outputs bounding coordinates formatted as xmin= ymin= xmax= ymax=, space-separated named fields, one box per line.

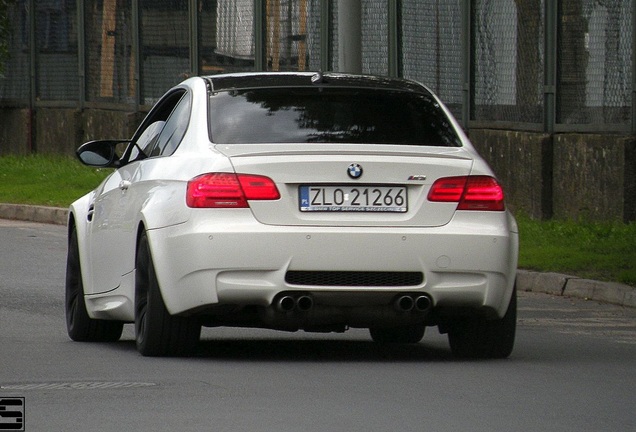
xmin=1 ymin=220 xmax=635 ymax=432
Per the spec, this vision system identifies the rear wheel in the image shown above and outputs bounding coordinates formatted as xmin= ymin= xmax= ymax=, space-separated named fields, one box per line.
xmin=135 ymin=231 xmax=201 ymax=357
xmin=65 ymin=227 xmax=123 ymax=342
xmin=447 ymin=287 xmax=517 ymax=359
xmin=369 ymin=323 xmax=425 ymax=344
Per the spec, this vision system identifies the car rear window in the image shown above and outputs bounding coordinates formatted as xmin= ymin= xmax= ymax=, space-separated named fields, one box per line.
xmin=208 ymin=87 xmax=461 ymax=146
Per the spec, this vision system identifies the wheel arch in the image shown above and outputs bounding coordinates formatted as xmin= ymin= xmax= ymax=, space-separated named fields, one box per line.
xmin=134 ymin=221 xmax=150 ymax=285
xmin=67 ymin=192 xmax=93 ymax=248
xmin=67 ymin=198 xmax=93 ymax=296
xmin=133 ymin=223 xmax=180 ymax=317
xmin=67 ymin=212 xmax=76 ymax=243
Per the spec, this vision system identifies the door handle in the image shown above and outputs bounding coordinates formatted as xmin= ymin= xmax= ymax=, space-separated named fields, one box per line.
xmin=119 ymin=180 xmax=131 ymax=191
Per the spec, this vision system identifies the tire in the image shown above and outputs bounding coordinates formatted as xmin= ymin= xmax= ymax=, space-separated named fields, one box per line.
xmin=135 ymin=231 xmax=201 ymax=357
xmin=448 ymin=287 xmax=517 ymax=359
xmin=369 ymin=324 xmax=425 ymax=344
xmin=65 ymin=227 xmax=123 ymax=342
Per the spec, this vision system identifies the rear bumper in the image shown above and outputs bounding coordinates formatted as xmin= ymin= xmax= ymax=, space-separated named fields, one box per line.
xmin=148 ymin=209 xmax=518 ymax=320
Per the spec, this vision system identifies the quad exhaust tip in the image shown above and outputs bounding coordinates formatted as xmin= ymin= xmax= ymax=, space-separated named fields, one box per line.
xmin=296 ymin=295 xmax=314 ymax=312
xmin=275 ymin=293 xmax=431 ymax=314
xmin=394 ymin=294 xmax=432 ymax=312
xmin=395 ymin=295 xmax=415 ymax=312
xmin=277 ymin=296 xmax=296 ymax=312
xmin=415 ymin=295 xmax=432 ymax=312
xmin=276 ymin=295 xmax=314 ymax=313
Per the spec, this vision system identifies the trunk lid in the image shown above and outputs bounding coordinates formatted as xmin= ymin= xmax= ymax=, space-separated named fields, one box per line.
xmin=215 ymin=143 xmax=474 ymax=227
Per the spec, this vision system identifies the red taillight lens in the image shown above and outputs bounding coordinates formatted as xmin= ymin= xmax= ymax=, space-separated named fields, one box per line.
xmin=186 ymin=173 xmax=280 ymax=208
xmin=237 ymin=174 xmax=281 ymax=201
xmin=427 ymin=176 xmax=467 ymax=202
xmin=458 ymin=176 xmax=505 ymax=211
xmin=428 ymin=176 xmax=505 ymax=211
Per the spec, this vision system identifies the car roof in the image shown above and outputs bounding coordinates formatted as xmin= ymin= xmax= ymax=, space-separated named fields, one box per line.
xmin=203 ymin=72 xmax=429 ymax=94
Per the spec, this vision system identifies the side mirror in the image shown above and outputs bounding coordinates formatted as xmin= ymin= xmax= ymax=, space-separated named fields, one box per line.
xmin=76 ymin=140 xmax=130 ymax=168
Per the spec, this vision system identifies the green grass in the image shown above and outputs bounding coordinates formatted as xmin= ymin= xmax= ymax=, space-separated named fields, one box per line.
xmin=0 ymin=154 xmax=110 ymax=207
xmin=0 ymin=155 xmax=634 ymax=286
xmin=517 ymin=214 xmax=636 ymax=287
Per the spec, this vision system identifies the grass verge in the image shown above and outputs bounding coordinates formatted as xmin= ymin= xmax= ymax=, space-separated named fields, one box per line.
xmin=517 ymin=214 xmax=636 ymax=287
xmin=0 ymin=154 xmax=110 ymax=207
xmin=0 ymin=155 xmax=634 ymax=286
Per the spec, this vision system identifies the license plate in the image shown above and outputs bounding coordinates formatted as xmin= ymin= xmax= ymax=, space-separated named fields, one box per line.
xmin=299 ymin=186 xmax=408 ymax=212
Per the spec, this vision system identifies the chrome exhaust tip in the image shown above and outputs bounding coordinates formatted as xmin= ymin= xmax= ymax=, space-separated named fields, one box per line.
xmin=276 ymin=295 xmax=296 ymax=312
xmin=414 ymin=295 xmax=432 ymax=312
xmin=296 ymin=295 xmax=314 ymax=312
xmin=395 ymin=295 xmax=415 ymax=312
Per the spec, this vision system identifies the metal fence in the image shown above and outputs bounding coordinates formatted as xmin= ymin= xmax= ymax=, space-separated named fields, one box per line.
xmin=472 ymin=0 xmax=544 ymax=125
xmin=0 ymin=0 xmax=634 ymax=133
xmin=558 ymin=0 xmax=632 ymax=127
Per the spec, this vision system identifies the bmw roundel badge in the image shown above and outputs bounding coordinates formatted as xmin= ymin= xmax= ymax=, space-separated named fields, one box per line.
xmin=347 ymin=163 xmax=363 ymax=179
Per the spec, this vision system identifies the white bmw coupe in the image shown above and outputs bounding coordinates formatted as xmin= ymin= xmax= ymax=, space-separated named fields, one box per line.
xmin=66 ymin=72 xmax=519 ymax=358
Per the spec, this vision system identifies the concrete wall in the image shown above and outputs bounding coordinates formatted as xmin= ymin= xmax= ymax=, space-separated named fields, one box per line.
xmin=1 ymin=108 xmax=143 ymax=156
xmin=0 ymin=108 xmax=32 ymax=155
xmin=35 ymin=109 xmax=83 ymax=155
xmin=82 ymin=109 xmax=143 ymax=143
xmin=470 ymin=130 xmax=552 ymax=220
xmin=552 ymin=134 xmax=636 ymax=222
xmin=470 ymin=129 xmax=636 ymax=223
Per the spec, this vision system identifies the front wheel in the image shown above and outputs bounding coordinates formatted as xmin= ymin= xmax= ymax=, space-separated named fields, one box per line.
xmin=65 ymin=227 xmax=123 ymax=342
xmin=447 ymin=287 xmax=517 ymax=359
xmin=135 ymin=231 xmax=200 ymax=357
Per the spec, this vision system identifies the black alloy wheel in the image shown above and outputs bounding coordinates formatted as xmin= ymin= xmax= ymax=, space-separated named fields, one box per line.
xmin=447 ymin=286 xmax=517 ymax=359
xmin=134 ymin=231 xmax=201 ymax=356
xmin=65 ymin=227 xmax=123 ymax=342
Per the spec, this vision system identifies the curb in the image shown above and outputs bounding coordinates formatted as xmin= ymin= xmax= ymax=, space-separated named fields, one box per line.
xmin=0 ymin=203 xmax=68 ymax=226
xmin=516 ymin=270 xmax=636 ymax=308
xmin=1 ymin=203 xmax=634 ymax=308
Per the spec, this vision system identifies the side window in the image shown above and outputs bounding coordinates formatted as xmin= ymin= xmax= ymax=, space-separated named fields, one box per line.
xmin=135 ymin=121 xmax=165 ymax=157
xmin=125 ymin=89 xmax=186 ymax=162
xmin=150 ymin=93 xmax=191 ymax=157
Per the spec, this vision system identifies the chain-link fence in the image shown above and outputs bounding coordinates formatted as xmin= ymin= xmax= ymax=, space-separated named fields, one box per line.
xmin=140 ymin=0 xmax=189 ymax=104
xmin=472 ymin=0 xmax=544 ymax=124
xmin=35 ymin=0 xmax=78 ymax=101
xmin=361 ymin=0 xmax=388 ymax=76
xmin=264 ymin=0 xmax=321 ymax=72
xmin=0 ymin=0 xmax=634 ymax=131
xmin=0 ymin=1 xmax=30 ymax=101
xmin=214 ymin=0 xmax=255 ymax=71
xmin=85 ymin=0 xmax=134 ymax=104
xmin=558 ymin=0 xmax=632 ymax=125
xmin=402 ymin=0 xmax=463 ymax=120
xmin=329 ymin=0 xmax=389 ymax=76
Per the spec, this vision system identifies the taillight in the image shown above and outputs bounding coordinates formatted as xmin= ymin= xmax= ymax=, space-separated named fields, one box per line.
xmin=428 ymin=176 xmax=505 ymax=211
xmin=186 ymin=173 xmax=280 ymax=208
xmin=427 ymin=176 xmax=467 ymax=202
xmin=237 ymin=174 xmax=281 ymax=201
